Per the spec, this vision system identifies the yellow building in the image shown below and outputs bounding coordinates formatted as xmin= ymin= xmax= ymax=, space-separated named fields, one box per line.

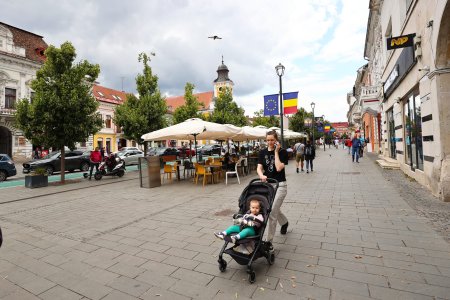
xmin=92 ymin=84 xmax=134 ymax=152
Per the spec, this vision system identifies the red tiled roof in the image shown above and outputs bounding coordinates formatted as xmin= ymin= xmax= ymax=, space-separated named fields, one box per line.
xmin=93 ymin=84 xmax=128 ymax=105
xmin=166 ymin=91 xmax=214 ymax=112
xmin=0 ymin=22 xmax=48 ymax=63
xmin=331 ymin=122 xmax=349 ymax=128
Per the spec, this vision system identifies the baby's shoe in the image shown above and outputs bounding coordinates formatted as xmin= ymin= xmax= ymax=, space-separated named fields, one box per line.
xmin=214 ymin=232 xmax=224 ymax=240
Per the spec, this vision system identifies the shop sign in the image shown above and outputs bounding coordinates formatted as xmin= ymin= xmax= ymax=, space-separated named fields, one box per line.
xmin=387 ymin=33 xmax=415 ymax=50
xmin=383 ymin=65 xmax=399 ymax=93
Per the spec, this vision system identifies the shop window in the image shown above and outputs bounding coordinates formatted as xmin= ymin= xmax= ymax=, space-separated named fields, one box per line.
xmin=404 ymin=91 xmax=423 ymax=171
xmin=5 ymin=88 xmax=16 ymax=109
xmin=387 ymin=109 xmax=396 ymax=159
xmin=105 ymin=115 xmax=112 ymax=128
xmin=106 ymin=138 xmax=111 ymax=153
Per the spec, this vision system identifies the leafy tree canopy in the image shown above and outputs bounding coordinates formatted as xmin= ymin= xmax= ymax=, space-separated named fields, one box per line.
xmin=208 ymin=87 xmax=247 ymax=126
xmin=173 ymin=82 xmax=204 ymax=124
xmin=15 ymin=41 xmax=102 ymax=182
xmin=114 ymin=52 xmax=167 ymax=147
xmin=252 ymin=109 xmax=280 ymax=128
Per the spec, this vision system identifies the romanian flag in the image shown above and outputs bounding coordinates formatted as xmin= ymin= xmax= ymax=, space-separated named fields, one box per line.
xmin=283 ymin=92 xmax=298 ymax=115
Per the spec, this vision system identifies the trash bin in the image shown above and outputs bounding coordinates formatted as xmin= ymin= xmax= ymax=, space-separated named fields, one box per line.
xmin=139 ymin=156 xmax=161 ymax=188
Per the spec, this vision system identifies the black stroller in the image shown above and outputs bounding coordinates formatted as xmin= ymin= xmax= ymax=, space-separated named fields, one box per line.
xmin=217 ymin=178 xmax=279 ymax=283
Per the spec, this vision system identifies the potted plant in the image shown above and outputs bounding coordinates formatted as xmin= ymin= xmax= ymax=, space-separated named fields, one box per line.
xmin=25 ymin=167 xmax=48 ymax=188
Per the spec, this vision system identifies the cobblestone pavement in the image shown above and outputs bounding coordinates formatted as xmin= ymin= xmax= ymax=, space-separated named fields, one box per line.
xmin=0 ymin=148 xmax=449 ymax=299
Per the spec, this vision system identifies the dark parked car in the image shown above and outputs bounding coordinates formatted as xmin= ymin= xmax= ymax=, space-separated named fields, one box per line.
xmin=201 ymin=144 xmax=222 ymax=156
xmin=0 ymin=154 xmax=17 ymax=182
xmin=22 ymin=150 xmax=90 ymax=175
xmin=155 ymin=147 xmax=179 ymax=157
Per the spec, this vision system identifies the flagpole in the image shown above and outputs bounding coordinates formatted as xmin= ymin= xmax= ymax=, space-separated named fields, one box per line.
xmin=275 ymin=63 xmax=285 ymax=148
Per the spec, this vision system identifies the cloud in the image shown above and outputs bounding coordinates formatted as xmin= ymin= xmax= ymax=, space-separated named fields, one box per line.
xmin=2 ymin=0 xmax=368 ymax=121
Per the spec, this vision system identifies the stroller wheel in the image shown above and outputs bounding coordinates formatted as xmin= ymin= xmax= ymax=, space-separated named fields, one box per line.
xmin=248 ymin=270 xmax=256 ymax=283
xmin=267 ymin=252 xmax=275 ymax=265
xmin=218 ymin=259 xmax=227 ymax=272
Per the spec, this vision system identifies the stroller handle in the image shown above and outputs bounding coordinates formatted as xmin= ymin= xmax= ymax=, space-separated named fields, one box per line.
xmin=249 ymin=178 xmax=279 ymax=189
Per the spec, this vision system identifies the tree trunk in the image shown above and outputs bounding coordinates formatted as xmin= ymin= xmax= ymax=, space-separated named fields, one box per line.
xmin=143 ymin=142 xmax=148 ymax=156
xmin=60 ymin=147 xmax=66 ymax=184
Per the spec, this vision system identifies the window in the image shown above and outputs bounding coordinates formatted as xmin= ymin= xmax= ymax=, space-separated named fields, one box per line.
xmin=5 ymin=88 xmax=16 ymax=109
xmin=105 ymin=115 xmax=112 ymax=128
xmin=387 ymin=109 xmax=396 ymax=159
xmin=97 ymin=91 xmax=104 ymax=97
xmin=404 ymin=91 xmax=423 ymax=171
xmin=117 ymin=95 xmax=122 ymax=100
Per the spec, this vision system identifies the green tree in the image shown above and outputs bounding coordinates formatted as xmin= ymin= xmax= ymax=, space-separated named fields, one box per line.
xmin=173 ymin=82 xmax=204 ymax=124
xmin=252 ymin=109 xmax=279 ymax=128
xmin=288 ymin=108 xmax=311 ymax=134
xmin=114 ymin=53 xmax=167 ymax=152
xmin=15 ymin=42 xmax=102 ymax=183
xmin=208 ymin=87 xmax=247 ymax=126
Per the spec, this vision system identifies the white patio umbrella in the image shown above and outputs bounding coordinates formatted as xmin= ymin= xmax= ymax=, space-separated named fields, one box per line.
xmin=141 ymin=118 xmax=241 ymax=160
xmin=230 ymin=125 xmax=267 ymax=141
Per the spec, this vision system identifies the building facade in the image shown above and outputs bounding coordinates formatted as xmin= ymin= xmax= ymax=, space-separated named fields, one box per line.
xmin=355 ymin=0 xmax=450 ymax=201
xmin=91 ymin=84 xmax=133 ymax=153
xmin=0 ymin=22 xmax=47 ymax=160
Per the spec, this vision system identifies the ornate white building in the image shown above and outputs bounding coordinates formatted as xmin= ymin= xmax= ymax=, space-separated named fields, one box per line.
xmin=0 ymin=22 xmax=47 ymax=160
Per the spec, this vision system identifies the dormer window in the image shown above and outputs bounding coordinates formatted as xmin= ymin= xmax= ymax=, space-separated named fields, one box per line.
xmin=117 ymin=95 xmax=122 ymax=100
xmin=98 ymin=91 xmax=104 ymax=97
xmin=35 ymin=47 xmax=46 ymax=57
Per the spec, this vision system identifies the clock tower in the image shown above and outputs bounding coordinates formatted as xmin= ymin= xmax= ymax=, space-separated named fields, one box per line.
xmin=213 ymin=56 xmax=234 ymax=98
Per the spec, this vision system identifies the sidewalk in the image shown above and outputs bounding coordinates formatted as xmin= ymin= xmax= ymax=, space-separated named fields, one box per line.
xmin=0 ymin=148 xmax=449 ymax=299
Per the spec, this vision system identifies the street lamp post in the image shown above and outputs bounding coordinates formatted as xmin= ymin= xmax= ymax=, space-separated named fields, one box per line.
xmin=311 ymin=102 xmax=315 ymax=149
xmin=275 ymin=63 xmax=285 ymax=148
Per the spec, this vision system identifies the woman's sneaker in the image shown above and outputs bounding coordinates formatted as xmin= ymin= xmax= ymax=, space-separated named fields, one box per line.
xmin=280 ymin=222 xmax=289 ymax=234
xmin=214 ymin=232 xmax=224 ymax=240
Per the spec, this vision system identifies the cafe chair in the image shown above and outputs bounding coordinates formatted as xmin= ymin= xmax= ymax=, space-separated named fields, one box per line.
xmin=183 ymin=160 xmax=195 ymax=178
xmin=162 ymin=164 xmax=174 ymax=182
xmin=225 ymin=158 xmax=243 ymax=185
xmin=195 ymin=164 xmax=213 ymax=186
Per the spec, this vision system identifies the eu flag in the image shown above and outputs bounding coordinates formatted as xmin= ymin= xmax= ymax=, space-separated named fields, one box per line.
xmin=264 ymin=94 xmax=279 ymax=116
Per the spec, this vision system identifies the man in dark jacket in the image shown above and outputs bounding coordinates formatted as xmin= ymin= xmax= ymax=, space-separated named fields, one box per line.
xmin=304 ymin=140 xmax=315 ymax=173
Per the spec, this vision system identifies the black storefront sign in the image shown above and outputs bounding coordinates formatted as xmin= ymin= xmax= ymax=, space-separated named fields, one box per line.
xmin=383 ymin=46 xmax=416 ymax=98
xmin=387 ymin=33 xmax=415 ymax=50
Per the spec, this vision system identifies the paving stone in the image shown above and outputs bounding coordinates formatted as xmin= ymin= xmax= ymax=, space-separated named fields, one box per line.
xmin=333 ymin=268 xmax=388 ymax=287
xmin=330 ymin=290 xmax=373 ymax=300
xmin=382 ymin=258 xmax=441 ymax=275
xmin=369 ymin=284 xmax=434 ymax=300
xmin=0 ymin=288 xmax=41 ymax=300
xmin=69 ymin=279 xmax=113 ymax=300
xmin=135 ymin=270 xmax=178 ymax=289
xmin=276 ymin=278 xmax=332 ymax=299
xmin=38 ymin=285 xmax=84 ymax=300
xmin=170 ymin=267 xmax=214 ymax=285
xmin=107 ymin=262 xmax=146 ymax=278
xmin=314 ymin=275 xmax=370 ymax=297
xmin=140 ymin=286 xmax=191 ymax=300
xmin=136 ymin=249 xmax=170 ymax=262
xmin=106 ymin=276 xmax=150 ymax=297
xmin=140 ymin=260 xmax=178 ymax=275
xmin=162 ymin=255 xmax=200 ymax=270
xmin=0 ymin=278 xmax=20 ymax=298
xmin=422 ymin=273 xmax=450 ymax=288
xmin=286 ymin=260 xmax=333 ymax=277
xmin=265 ymin=266 xmax=315 ymax=285
xmin=194 ymin=262 xmax=237 ymax=279
xmin=100 ymin=289 xmax=138 ymax=300
xmin=20 ymin=274 xmax=56 ymax=295
xmin=388 ymin=277 xmax=450 ymax=298
xmin=164 ymin=247 xmax=198 ymax=259
xmin=169 ymin=279 xmax=220 ymax=299
xmin=318 ymin=257 xmax=367 ymax=273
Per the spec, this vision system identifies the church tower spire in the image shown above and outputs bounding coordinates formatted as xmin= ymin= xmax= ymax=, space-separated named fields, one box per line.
xmin=213 ymin=56 xmax=234 ymax=98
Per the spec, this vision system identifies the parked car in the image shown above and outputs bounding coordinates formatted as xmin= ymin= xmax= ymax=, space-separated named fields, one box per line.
xmin=0 ymin=154 xmax=17 ymax=182
xmin=201 ymin=144 xmax=222 ymax=156
xmin=146 ymin=147 xmax=157 ymax=156
xmin=116 ymin=149 xmax=144 ymax=165
xmin=117 ymin=147 xmax=140 ymax=152
xmin=155 ymin=147 xmax=179 ymax=157
xmin=22 ymin=150 xmax=90 ymax=175
xmin=177 ymin=146 xmax=196 ymax=157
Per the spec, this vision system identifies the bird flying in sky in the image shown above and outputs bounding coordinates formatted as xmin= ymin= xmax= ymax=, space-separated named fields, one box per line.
xmin=208 ymin=35 xmax=222 ymax=40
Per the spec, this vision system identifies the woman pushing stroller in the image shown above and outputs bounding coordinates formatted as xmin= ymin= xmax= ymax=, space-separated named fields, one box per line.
xmin=214 ymin=199 xmax=264 ymax=243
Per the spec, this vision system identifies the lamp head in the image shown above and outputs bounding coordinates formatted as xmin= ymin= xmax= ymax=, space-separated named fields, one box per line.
xmin=311 ymin=102 xmax=315 ymax=109
xmin=275 ymin=63 xmax=285 ymax=76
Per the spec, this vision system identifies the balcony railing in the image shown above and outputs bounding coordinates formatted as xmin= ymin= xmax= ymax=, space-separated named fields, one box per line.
xmin=0 ymin=108 xmax=16 ymax=115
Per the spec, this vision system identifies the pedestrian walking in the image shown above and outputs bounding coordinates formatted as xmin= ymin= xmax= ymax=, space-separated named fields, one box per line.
xmin=293 ymin=140 xmax=305 ymax=173
xmin=257 ymin=130 xmax=289 ymax=250
xmin=304 ymin=140 xmax=315 ymax=173
xmin=351 ymin=134 xmax=362 ymax=163
xmin=89 ymin=147 xmax=102 ymax=180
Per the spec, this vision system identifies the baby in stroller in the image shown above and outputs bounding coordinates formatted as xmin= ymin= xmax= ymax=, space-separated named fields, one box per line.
xmin=216 ymin=179 xmax=278 ymax=283
xmin=214 ymin=198 xmax=264 ymax=243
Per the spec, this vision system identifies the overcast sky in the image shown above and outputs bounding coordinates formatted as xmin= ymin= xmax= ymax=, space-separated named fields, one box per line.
xmin=3 ymin=0 xmax=369 ymax=122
